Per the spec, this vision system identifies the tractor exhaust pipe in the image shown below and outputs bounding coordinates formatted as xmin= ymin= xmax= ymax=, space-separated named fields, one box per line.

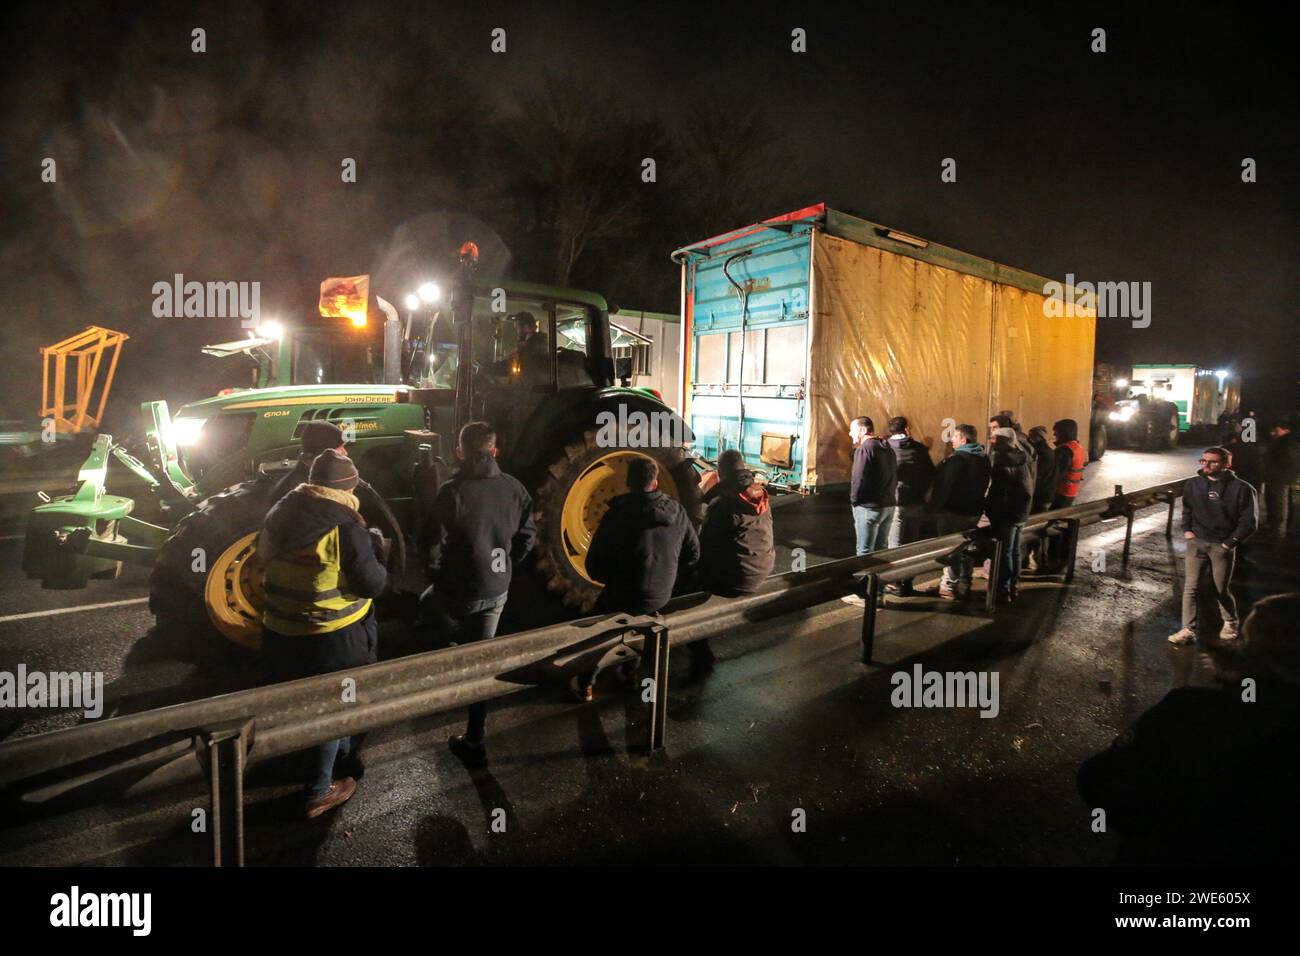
xmin=377 ymin=296 xmax=401 ymax=385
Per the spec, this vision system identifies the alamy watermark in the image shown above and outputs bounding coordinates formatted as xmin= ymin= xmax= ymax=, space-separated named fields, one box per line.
xmin=890 ymin=664 xmax=1000 ymax=718
xmin=0 ymin=664 xmax=103 ymax=718
xmin=152 ymin=274 xmax=261 ymax=328
xmin=595 ymin=404 xmax=688 ymax=448
xmin=1042 ymin=274 xmax=1151 ymax=329
xmin=49 ymin=886 xmax=150 ymax=936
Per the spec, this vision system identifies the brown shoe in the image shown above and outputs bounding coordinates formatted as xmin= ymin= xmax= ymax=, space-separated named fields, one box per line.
xmin=305 ymin=777 xmax=356 ymax=819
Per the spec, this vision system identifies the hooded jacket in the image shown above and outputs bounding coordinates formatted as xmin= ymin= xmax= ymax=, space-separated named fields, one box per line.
xmin=427 ymin=454 xmax=536 ymax=601
xmin=699 ymin=470 xmax=775 ymax=596
xmin=1180 ymin=470 xmax=1258 ymax=546
xmin=985 ymin=439 xmax=1034 ymax=525
xmin=888 ymin=435 xmax=937 ymax=507
xmin=929 ymin=443 xmax=990 ymax=518
xmin=257 ymin=483 xmax=387 ymax=676
xmin=587 ymin=490 xmax=700 ymax=614
xmin=1027 ymin=434 xmax=1058 ymax=511
xmin=849 ymin=436 xmax=897 ymax=508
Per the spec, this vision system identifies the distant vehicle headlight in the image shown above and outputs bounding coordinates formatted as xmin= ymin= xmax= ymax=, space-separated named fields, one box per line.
xmin=1108 ymin=405 xmax=1137 ymax=422
xmin=172 ymin=417 xmax=206 ymax=447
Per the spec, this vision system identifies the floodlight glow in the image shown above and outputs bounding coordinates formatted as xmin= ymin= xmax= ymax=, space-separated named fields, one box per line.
xmin=418 ymin=282 xmax=441 ymax=304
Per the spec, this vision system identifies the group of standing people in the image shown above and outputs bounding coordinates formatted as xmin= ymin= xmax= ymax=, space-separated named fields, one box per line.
xmin=254 ymin=421 xmax=776 ymax=818
xmin=845 ymin=412 xmax=1085 ymax=604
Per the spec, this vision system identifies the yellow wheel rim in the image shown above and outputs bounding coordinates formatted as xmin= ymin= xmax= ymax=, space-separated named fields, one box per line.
xmin=203 ymin=531 xmax=266 ymax=649
xmin=560 ymin=451 xmax=678 ymax=584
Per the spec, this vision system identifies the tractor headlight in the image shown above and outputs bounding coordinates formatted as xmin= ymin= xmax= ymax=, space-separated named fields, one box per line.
xmin=1108 ymin=405 xmax=1137 ymax=422
xmin=172 ymin=416 xmax=206 ymax=447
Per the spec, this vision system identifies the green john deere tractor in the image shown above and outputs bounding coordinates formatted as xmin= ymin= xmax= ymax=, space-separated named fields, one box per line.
xmin=23 ymin=253 xmax=700 ymax=649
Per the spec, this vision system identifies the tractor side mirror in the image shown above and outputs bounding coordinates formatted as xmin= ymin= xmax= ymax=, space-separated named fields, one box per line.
xmin=614 ymin=356 xmax=633 ymax=386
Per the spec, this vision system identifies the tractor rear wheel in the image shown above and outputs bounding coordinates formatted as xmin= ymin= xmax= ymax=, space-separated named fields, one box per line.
xmin=1088 ymin=421 xmax=1108 ymax=461
xmin=532 ymin=431 xmax=702 ymax=611
xmin=149 ymin=479 xmax=405 ymax=655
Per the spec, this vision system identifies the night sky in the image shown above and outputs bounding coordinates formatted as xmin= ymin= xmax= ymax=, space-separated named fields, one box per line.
xmin=2 ymin=1 xmax=1296 ymax=427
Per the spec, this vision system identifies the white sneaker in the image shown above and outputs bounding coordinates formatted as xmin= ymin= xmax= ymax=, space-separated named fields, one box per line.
xmin=840 ymin=594 xmax=867 ymax=606
xmin=1167 ymin=627 xmax=1196 ymax=646
xmin=1219 ymin=621 xmax=1240 ymax=641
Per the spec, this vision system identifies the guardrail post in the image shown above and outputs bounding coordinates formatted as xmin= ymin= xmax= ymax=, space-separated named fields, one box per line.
xmin=199 ymin=718 xmax=254 ymax=868
xmin=1114 ymin=486 xmax=1137 ymax=576
xmin=1162 ymin=490 xmax=1177 ymax=538
xmin=860 ymin=573 xmax=881 ymax=664
xmin=642 ymin=624 xmax=670 ymax=752
xmin=985 ymin=537 xmax=1003 ymax=612
xmin=1063 ymin=519 xmax=1081 ymax=584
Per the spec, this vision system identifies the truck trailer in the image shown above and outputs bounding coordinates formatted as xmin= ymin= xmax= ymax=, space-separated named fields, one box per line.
xmin=673 ymin=204 xmax=1100 ymax=487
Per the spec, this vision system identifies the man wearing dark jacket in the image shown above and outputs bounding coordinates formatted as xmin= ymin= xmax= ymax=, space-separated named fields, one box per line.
xmin=1167 ymin=446 xmax=1258 ymax=645
xmin=270 ymin=421 xmax=348 ymax=503
xmin=885 ymin=416 xmax=936 ymax=595
xmin=699 ymin=450 xmax=774 ymax=596
xmin=422 ymin=422 xmax=536 ymax=765
xmin=928 ymin=424 xmax=990 ymax=599
xmin=258 ymin=449 xmax=388 ymax=818
xmin=581 ymin=456 xmax=700 ymax=698
xmin=985 ymin=426 xmax=1034 ymax=604
xmin=1263 ymin=417 xmax=1300 ymax=537
xmin=848 ymin=416 xmax=897 ymax=556
xmin=1023 ymin=425 xmax=1059 ymax=572
xmin=695 ymin=449 xmax=774 ymax=672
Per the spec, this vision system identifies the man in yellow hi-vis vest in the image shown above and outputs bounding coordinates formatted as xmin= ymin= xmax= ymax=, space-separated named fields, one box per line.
xmin=258 ymin=449 xmax=388 ymax=819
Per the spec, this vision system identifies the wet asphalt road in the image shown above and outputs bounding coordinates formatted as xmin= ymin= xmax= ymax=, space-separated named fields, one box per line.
xmin=7 ymin=444 xmax=1295 ymax=865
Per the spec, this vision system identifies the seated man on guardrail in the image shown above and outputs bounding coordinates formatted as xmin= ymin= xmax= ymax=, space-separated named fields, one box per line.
xmin=926 ymin=424 xmax=989 ymax=601
xmin=696 ymin=449 xmax=775 ymax=670
xmin=578 ymin=455 xmax=700 ymax=700
xmin=258 ymin=449 xmax=388 ymax=819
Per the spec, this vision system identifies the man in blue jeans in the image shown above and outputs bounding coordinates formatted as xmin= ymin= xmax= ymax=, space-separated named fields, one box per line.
xmin=849 ymin=415 xmax=898 ymax=554
xmin=843 ymin=416 xmax=898 ymax=606
xmin=421 ymin=422 xmax=536 ymax=766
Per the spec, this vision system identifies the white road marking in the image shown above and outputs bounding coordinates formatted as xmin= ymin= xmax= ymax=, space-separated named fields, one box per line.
xmin=0 ymin=597 xmax=149 ymax=624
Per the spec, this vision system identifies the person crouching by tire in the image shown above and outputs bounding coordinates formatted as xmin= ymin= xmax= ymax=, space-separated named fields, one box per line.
xmin=258 ymin=449 xmax=388 ymax=819
xmin=576 ymin=456 xmax=700 ymax=700
xmin=695 ymin=449 xmax=775 ymax=672
xmin=420 ymin=422 xmax=536 ymax=768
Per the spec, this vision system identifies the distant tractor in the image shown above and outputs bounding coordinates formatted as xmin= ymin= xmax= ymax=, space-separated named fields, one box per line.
xmin=24 ymin=249 xmax=700 ymax=649
xmin=1102 ymin=364 xmax=1239 ymax=450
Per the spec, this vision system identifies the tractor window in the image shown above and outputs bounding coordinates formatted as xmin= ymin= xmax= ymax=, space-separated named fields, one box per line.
xmin=471 ymin=296 xmax=548 ymax=366
xmin=293 ymin=332 xmax=379 ymax=385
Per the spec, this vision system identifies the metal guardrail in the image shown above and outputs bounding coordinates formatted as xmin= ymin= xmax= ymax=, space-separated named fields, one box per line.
xmin=0 ymin=477 xmax=1188 ymax=865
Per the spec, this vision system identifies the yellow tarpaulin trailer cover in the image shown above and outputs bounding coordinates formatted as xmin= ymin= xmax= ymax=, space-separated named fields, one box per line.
xmin=805 ymin=232 xmax=1096 ymax=487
